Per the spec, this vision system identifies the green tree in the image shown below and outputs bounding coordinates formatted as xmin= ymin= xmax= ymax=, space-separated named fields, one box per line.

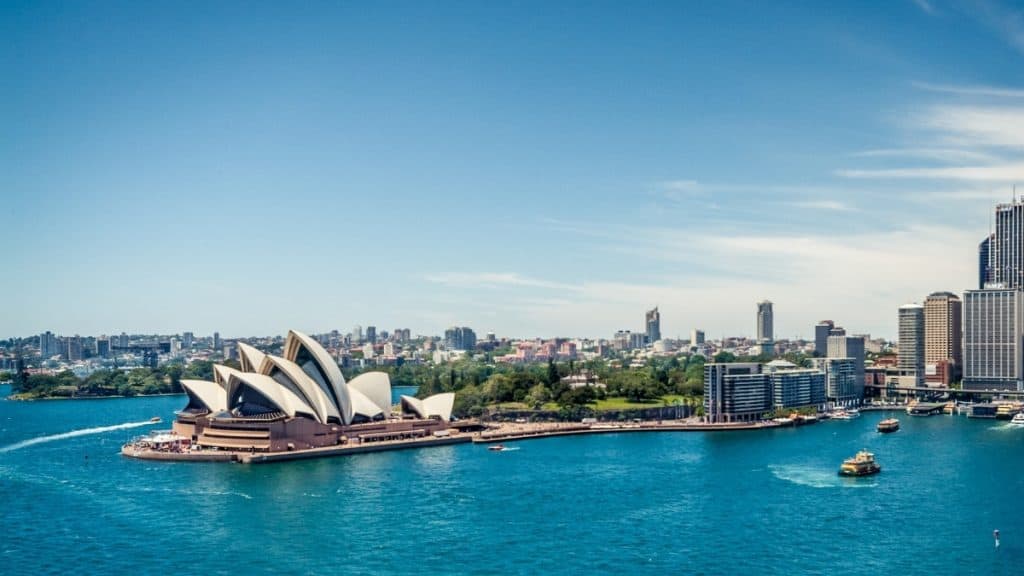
xmin=184 ymin=360 xmax=214 ymax=381
xmin=546 ymin=359 xmax=559 ymax=386
xmin=524 ymin=383 xmax=550 ymax=409
xmin=713 ymin=351 xmax=736 ymax=363
xmin=558 ymin=385 xmax=596 ymax=407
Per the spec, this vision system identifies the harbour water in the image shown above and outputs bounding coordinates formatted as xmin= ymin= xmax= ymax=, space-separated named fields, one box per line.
xmin=2 ymin=385 xmax=1023 ymax=575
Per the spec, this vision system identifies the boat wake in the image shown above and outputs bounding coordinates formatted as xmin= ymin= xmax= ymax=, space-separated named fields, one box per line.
xmin=769 ymin=464 xmax=876 ymax=489
xmin=0 ymin=420 xmax=156 ymax=454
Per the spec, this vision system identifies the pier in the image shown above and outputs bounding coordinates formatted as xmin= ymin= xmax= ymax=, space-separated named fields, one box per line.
xmin=471 ymin=420 xmax=782 ymax=444
xmin=906 ymin=402 xmax=946 ymax=416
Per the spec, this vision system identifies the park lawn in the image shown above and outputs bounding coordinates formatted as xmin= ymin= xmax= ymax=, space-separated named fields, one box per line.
xmin=491 ymin=395 xmax=700 ymax=412
xmin=592 ymin=395 xmax=689 ymax=410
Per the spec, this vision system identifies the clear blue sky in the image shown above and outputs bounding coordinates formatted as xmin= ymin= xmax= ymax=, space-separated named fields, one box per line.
xmin=3 ymin=0 xmax=1024 ymax=340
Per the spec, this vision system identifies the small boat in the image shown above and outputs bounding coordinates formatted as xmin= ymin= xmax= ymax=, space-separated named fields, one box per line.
xmin=488 ymin=444 xmax=506 ymax=451
xmin=877 ymin=418 xmax=900 ymax=433
xmin=838 ymin=450 xmax=881 ymax=477
xmin=1010 ymin=413 xmax=1024 ymax=426
xmin=149 ymin=416 xmax=162 ymax=423
xmin=832 ymin=408 xmax=860 ymax=420
xmin=995 ymin=403 xmax=1021 ymax=420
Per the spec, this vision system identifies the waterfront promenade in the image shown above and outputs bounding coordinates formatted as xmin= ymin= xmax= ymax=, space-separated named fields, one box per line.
xmin=472 ymin=419 xmax=781 ymax=444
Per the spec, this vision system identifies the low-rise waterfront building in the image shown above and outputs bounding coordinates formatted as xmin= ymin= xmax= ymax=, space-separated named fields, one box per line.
xmin=814 ymin=357 xmax=861 ymax=406
xmin=766 ymin=364 xmax=826 ymax=410
xmin=704 ymin=363 xmax=771 ymax=423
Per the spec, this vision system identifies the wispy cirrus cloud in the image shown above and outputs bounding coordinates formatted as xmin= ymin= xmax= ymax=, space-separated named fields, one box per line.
xmin=920 ymin=104 xmax=1024 ymax=149
xmin=787 ymin=199 xmax=857 ymax=212
xmin=851 ymin=147 xmax=1000 ymax=163
xmin=838 ymin=162 xmax=1024 ymax=181
xmin=966 ymin=0 xmax=1024 ymax=55
xmin=424 ymin=272 xmax=580 ymax=292
xmin=658 ymin=179 xmax=702 ymax=192
xmin=911 ymin=0 xmax=936 ymax=15
xmin=911 ymin=81 xmax=1024 ymax=98
xmin=838 ymin=95 xmax=1024 ymax=184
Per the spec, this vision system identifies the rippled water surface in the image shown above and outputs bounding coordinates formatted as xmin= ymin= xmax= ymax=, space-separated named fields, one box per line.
xmin=3 ymin=386 xmax=1024 ymax=575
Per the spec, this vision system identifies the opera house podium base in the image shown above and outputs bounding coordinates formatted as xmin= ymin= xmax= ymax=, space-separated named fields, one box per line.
xmin=122 ymin=430 xmax=470 ymax=464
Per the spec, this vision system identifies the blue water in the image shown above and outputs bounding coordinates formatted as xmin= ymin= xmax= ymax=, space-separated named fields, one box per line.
xmin=2 ymin=385 xmax=1023 ymax=575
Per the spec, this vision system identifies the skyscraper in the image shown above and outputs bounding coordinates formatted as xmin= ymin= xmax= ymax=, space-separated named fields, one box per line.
xmin=645 ymin=307 xmax=661 ymax=344
xmin=898 ymin=304 xmax=925 ymax=387
xmin=64 ymin=336 xmax=83 ymax=362
xmin=963 ymin=288 xmax=1024 ymax=391
xmin=213 ymin=331 xmax=221 ymax=351
xmin=444 ymin=326 xmax=477 ymax=351
xmin=924 ymin=291 xmax=962 ymax=385
xmin=39 ymin=331 xmax=58 ymax=358
xmin=756 ymin=300 xmax=773 ymax=343
xmin=690 ymin=329 xmax=705 ymax=346
xmin=366 ymin=326 xmax=377 ymax=344
xmin=96 ymin=338 xmax=110 ymax=358
xmin=814 ymin=320 xmax=834 ymax=356
xmin=991 ymin=200 xmax=1024 ymax=289
xmin=979 ymin=234 xmax=993 ymax=289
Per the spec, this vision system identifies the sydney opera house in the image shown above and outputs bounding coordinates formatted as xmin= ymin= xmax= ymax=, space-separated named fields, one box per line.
xmin=172 ymin=330 xmax=455 ymax=453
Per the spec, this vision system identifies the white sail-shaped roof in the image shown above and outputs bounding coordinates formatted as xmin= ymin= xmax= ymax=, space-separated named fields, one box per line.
xmin=400 ymin=393 xmax=455 ymax=421
xmin=237 ymin=342 xmax=267 ymax=373
xmin=226 ymin=373 xmax=318 ymax=420
xmin=348 ymin=372 xmax=393 ymax=416
xmin=181 ymin=379 xmax=227 ymax=412
xmin=259 ymin=354 xmax=341 ymax=424
xmin=423 ymin=393 xmax=455 ymax=421
xmin=349 ymin=387 xmax=384 ymax=420
xmin=213 ymin=364 xmax=245 ymax=387
xmin=284 ymin=330 xmax=353 ymax=425
xmin=401 ymin=396 xmax=425 ymax=419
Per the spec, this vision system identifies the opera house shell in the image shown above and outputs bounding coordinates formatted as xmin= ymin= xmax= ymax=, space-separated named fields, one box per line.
xmin=173 ymin=330 xmax=455 ymax=452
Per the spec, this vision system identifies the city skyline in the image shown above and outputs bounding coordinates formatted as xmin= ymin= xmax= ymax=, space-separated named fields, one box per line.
xmin=4 ymin=1 xmax=1024 ymax=339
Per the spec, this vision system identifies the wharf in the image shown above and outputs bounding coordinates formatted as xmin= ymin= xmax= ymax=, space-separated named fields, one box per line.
xmin=472 ymin=420 xmax=780 ymax=444
xmin=859 ymin=405 xmax=906 ymax=412
xmin=907 ymin=402 xmax=946 ymax=416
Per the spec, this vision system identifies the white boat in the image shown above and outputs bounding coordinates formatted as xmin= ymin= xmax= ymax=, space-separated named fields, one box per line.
xmin=1010 ymin=413 xmax=1024 ymax=426
xmin=832 ymin=408 xmax=860 ymax=420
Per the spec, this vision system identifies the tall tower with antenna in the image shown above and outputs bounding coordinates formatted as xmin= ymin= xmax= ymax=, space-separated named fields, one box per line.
xmin=992 ymin=195 xmax=1024 ymax=289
